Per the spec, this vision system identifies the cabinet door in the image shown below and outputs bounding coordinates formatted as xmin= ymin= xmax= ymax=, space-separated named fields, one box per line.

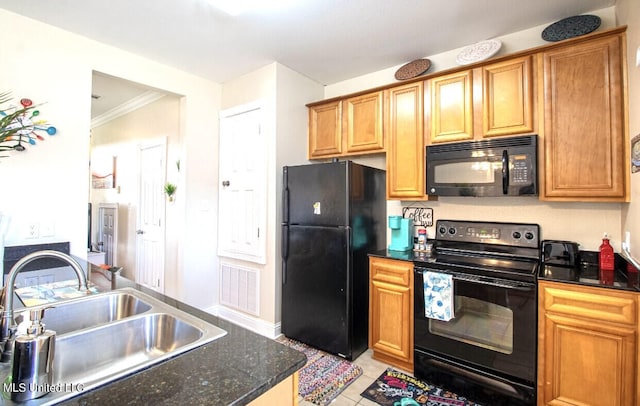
xmin=308 ymin=100 xmax=342 ymax=158
xmin=538 ymin=281 xmax=638 ymax=405
xmin=343 ymin=91 xmax=384 ymax=154
xmin=541 ymin=34 xmax=627 ymax=201
xmin=386 ymin=82 xmax=425 ymax=200
xmin=428 ymin=70 xmax=473 ymax=144
xmin=541 ymin=313 xmax=636 ymax=405
xmin=482 ymin=56 xmax=534 ymax=137
xmin=369 ymin=257 xmax=414 ymax=372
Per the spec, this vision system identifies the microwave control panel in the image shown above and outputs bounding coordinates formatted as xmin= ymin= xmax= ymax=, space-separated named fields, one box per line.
xmin=510 ymin=154 xmax=532 ymax=184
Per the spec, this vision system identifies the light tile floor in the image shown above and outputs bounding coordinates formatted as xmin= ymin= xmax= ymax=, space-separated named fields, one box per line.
xmin=297 ymin=349 xmax=396 ymax=406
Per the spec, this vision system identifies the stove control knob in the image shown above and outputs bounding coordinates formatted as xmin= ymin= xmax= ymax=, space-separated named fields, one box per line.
xmin=448 ymin=227 xmax=456 ymax=235
xmin=525 ymin=232 xmax=535 ymax=240
xmin=512 ymin=231 xmax=522 ymax=239
xmin=438 ymin=226 xmax=447 ymax=235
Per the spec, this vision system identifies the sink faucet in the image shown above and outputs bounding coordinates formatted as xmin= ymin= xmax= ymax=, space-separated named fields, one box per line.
xmin=0 ymin=250 xmax=89 ymax=362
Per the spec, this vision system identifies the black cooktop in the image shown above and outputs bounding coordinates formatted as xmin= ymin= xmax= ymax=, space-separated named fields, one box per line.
xmin=414 ymin=220 xmax=540 ymax=283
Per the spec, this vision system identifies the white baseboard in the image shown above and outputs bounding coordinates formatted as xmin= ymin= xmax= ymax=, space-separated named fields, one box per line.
xmin=215 ymin=305 xmax=282 ymax=339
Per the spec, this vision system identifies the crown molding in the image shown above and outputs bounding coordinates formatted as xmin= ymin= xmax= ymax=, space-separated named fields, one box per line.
xmin=91 ymin=90 xmax=165 ymax=128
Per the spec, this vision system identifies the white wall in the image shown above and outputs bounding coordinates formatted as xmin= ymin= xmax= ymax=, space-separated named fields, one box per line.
xmin=219 ymin=63 xmax=323 ymax=333
xmin=219 ymin=64 xmax=278 ymax=330
xmin=0 ymin=9 xmax=221 ymax=309
xmin=326 ymin=7 xmax=628 ymax=251
xmin=325 ymin=8 xmax=618 ymax=97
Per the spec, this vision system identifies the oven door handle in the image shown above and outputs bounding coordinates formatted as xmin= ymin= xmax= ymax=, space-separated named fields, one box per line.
xmin=452 ymin=275 xmax=534 ymax=291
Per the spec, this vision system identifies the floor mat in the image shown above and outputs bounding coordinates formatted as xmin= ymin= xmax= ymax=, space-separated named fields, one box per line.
xmin=279 ymin=337 xmax=362 ymax=405
xmin=361 ymin=368 xmax=482 ymax=406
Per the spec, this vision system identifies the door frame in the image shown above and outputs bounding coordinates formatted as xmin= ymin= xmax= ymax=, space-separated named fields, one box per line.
xmin=217 ymin=100 xmax=267 ymax=264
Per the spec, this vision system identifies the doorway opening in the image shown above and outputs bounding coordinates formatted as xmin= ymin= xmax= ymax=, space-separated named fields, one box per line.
xmin=89 ymin=71 xmax=180 ymax=292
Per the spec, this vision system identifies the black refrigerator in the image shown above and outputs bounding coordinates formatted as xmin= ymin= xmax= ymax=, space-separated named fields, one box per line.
xmin=281 ymin=160 xmax=386 ymax=360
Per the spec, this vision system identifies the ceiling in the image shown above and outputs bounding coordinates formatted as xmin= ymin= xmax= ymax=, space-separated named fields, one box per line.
xmin=0 ymin=0 xmax=617 ymax=118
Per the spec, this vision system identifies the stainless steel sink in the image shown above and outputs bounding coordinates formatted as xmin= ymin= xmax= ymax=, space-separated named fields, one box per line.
xmin=1 ymin=288 xmax=227 ymax=405
xmin=18 ymin=291 xmax=152 ymax=335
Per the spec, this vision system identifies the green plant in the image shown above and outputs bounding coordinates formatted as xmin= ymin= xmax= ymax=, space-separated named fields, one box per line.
xmin=164 ymin=182 xmax=177 ymax=197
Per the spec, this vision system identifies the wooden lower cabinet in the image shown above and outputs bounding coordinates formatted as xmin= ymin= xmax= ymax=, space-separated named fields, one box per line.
xmin=369 ymin=256 xmax=414 ymax=372
xmin=538 ymin=281 xmax=638 ymax=405
xmin=248 ymin=372 xmax=298 ymax=406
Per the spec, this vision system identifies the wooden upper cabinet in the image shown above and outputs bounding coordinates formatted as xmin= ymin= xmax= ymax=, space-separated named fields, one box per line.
xmin=482 ymin=56 xmax=534 ymax=137
xmin=540 ymin=33 xmax=627 ymax=201
xmin=343 ymin=91 xmax=384 ymax=153
xmin=308 ymin=91 xmax=384 ymax=159
xmin=427 ymin=57 xmax=534 ymax=144
xmin=427 ymin=70 xmax=474 ymax=144
xmin=308 ymin=100 xmax=342 ymax=158
xmin=386 ymin=82 xmax=426 ymax=200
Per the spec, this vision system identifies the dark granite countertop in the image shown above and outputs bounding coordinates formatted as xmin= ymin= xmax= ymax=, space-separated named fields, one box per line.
xmin=369 ymin=248 xmax=432 ymax=262
xmin=46 ymin=263 xmax=308 ymax=405
xmin=369 ymin=248 xmax=640 ymax=292
xmin=538 ymin=251 xmax=640 ymax=292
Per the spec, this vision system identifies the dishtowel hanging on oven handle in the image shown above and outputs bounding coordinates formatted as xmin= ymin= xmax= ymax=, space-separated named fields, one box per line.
xmin=423 ymin=271 xmax=455 ymax=321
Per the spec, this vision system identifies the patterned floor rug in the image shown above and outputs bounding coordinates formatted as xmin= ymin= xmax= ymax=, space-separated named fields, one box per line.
xmin=279 ymin=338 xmax=363 ymax=405
xmin=361 ymin=368 xmax=483 ymax=406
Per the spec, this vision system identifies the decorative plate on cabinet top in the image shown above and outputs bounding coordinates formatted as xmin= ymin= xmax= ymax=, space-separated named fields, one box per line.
xmin=455 ymin=39 xmax=502 ymax=65
xmin=394 ymin=58 xmax=432 ymax=81
xmin=541 ymin=15 xmax=601 ymax=42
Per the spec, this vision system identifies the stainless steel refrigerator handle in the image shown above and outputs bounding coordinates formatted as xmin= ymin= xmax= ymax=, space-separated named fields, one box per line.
xmin=621 ymin=242 xmax=640 ymax=270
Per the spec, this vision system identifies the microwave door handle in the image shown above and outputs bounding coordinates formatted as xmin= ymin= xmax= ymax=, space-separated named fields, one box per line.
xmin=501 ymin=150 xmax=509 ymax=194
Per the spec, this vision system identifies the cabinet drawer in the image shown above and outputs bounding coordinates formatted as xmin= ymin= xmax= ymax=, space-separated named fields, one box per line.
xmin=541 ymin=282 xmax=637 ymax=326
xmin=370 ymin=257 xmax=413 ymax=287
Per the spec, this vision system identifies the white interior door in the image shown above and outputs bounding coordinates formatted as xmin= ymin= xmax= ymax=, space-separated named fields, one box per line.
xmin=136 ymin=141 xmax=166 ymax=293
xmin=98 ymin=203 xmax=118 ymax=266
xmin=218 ymin=102 xmax=266 ymax=264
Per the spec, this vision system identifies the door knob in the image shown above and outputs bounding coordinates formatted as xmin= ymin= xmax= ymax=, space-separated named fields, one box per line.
xmin=222 ymin=180 xmax=230 ymax=187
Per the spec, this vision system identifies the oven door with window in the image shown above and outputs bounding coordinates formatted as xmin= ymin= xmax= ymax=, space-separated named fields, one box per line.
xmin=414 ymin=266 xmax=537 ymax=403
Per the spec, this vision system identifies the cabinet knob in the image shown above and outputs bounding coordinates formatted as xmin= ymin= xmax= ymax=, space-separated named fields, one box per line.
xmin=222 ymin=180 xmax=230 ymax=187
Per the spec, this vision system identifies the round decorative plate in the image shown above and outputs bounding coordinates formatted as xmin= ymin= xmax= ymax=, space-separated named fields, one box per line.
xmin=394 ymin=58 xmax=431 ymax=81
xmin=455 ymin=39 xmax=502 ymax=65
xmin=541 ymin=15 xmax=601 ymax=42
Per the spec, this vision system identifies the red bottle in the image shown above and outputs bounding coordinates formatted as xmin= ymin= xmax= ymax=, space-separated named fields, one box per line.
xmin=599 ymin=234 xmax=615 ymax=271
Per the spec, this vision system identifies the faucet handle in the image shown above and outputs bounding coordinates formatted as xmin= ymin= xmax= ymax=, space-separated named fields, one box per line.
xmin=27 ymin=308 xmax=48 ymax=335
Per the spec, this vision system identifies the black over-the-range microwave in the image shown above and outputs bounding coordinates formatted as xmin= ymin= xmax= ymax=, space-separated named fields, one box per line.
xmin=426 ymin=135 xmax=538 ymax=197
